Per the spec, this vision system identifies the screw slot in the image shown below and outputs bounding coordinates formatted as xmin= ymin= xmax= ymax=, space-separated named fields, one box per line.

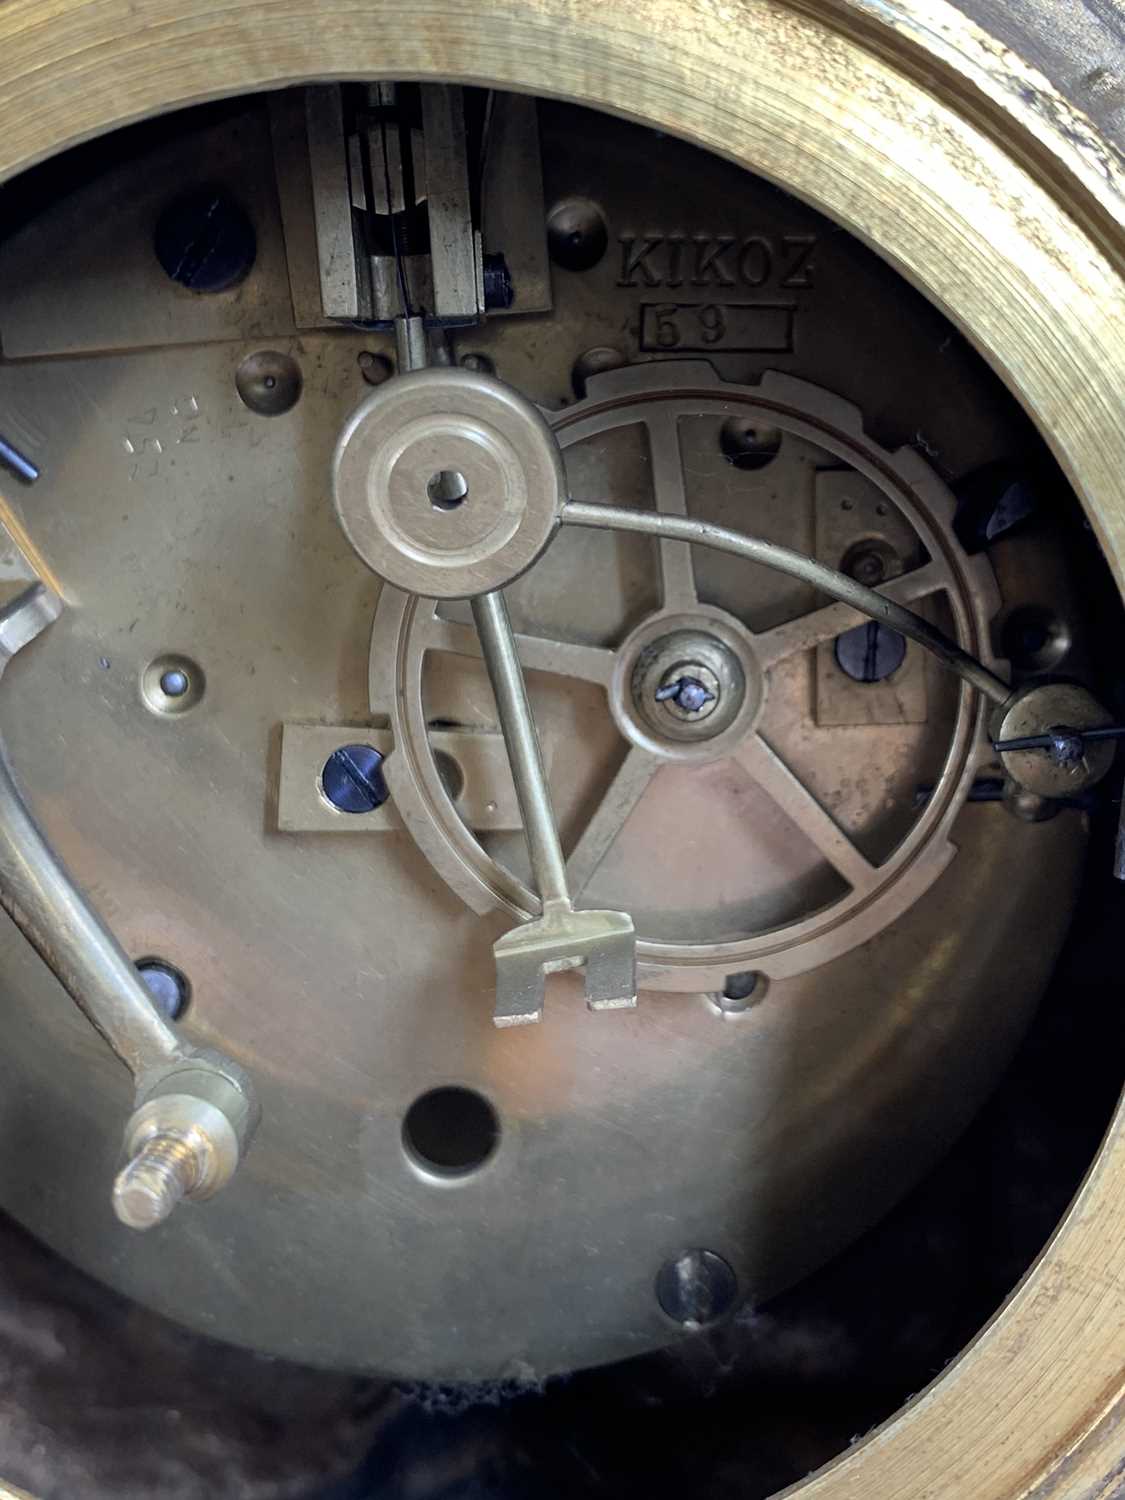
xmin=402 ymin=1086 xmax=499 ymax=1178
xmin=319 ymin=744 xmax=389 ymax=815
xmin=834 ymin=621 xmax=907 ymax=683
xmin=428 ymin=469 xmax=469 ymax=511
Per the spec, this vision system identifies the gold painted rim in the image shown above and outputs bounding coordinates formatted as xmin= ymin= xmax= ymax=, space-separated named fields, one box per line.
xmin=0 ymin=2 xmax=1122 ymax=1495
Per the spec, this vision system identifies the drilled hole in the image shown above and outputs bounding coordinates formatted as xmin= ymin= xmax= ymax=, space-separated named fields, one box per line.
xmin=719 ymin=416 xmax=782 ymax=471
xmin=1002 ymin=604 xmax=1071 ymax=673
xmin=235 ymin=350 xmax=302 ymax=416
xmin=402 ymin=1086 xmax=499 ymax=1177
xmin=434 ymin=749 xmax=465 ymax=802
xmin=710 ymin=971 xmax=767 ymax=1015
xmin=428 ymin=470 xmax=468 ymax=511
xmin=141 ymin=654 xmax=204 ymax=715
xmin=724 ymin=971 xmax=758 ymax=1001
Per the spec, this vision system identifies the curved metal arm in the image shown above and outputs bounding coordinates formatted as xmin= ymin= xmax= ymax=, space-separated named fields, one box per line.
xmin=0 ymin=587 xmax=185 ymax=1078
xmin=0 ymin=583 xmax=258 ymax=1228
xmin=0 ymin=749 xmax=185 ymax=1078
xmin=562 ymin=501 xmax=1012 ymax=707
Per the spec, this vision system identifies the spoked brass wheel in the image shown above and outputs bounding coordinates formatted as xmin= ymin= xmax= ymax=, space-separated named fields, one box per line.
xmin=0 ymin=2 xmax=1122 ymax=1497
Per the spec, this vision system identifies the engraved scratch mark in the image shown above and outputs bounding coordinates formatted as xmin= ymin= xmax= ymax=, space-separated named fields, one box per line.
xmin=0 ymin=403 xmax=45 ymax=454
xmin=122 ymin=434 xmax=163 ymax=482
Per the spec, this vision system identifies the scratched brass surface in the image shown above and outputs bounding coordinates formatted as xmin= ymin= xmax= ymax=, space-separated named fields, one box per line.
xmin=0 ymin=0 xmax=1122 ymax=1494
xmin=0 ymin=90 xmax=1084 ymax=1381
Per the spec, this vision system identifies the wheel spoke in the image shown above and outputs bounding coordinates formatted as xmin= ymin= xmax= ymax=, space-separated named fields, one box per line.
xmin=645 ymin=412 xmax=697 ymax=611
xmin=421 ymin=613 xmax=616 ymax=687
xmin=567 ymin=745 xmax=661 ymax=898
xmin=735 ymin=734 xmax=878 ymax=893
xmin=754 ymin=558 xmax=949 ymax=670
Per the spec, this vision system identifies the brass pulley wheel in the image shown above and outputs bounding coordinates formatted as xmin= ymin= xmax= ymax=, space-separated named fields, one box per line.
xmin=0 ymin=2 xmax=1123 ymax=1498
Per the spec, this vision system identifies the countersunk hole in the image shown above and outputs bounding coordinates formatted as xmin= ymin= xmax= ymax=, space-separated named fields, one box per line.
xmin=434 ymin=749 xmax=465 ymax=802
xmin=136 ymin=958 xmax=190 ymax=1022
xmin=236 ymin=350 xmax=302 ymax=416
xmin=841 ymin=537 xmax=900 ymax=588
xmin=1002 ymin=604 xmax=1071 ymax=674
xmin=141 ymin=654 xmax=204 ymax=715
xmin=709 ymin=971 xmax=766 ymax=1016
xmin=428 ymin=470 xmax=468 ymax=511
xmin=403 ymin=1086 xmax=500 ymax=1177
xmin=719 ymin=417 xmax=782 ymax=471
xmin=655 ymin=1249 xmax=738 ymax=1326
xmin=153 ymin=187 xmax=256 ymax=293
xmin=834 ymin=621 xmax=907 ymax=683
xmin=319 ymin=744 xmax=389 ymax=815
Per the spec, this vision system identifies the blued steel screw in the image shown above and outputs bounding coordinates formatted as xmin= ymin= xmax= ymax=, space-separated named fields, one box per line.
xmin=136 ymin=958 xmax=190 ymax=1021
xmin=655 ymin=675 xmax=717 ymax=715
xmin=482 ymin=253 xmax=515 ymax=310
xmin=320 ymin=744 xmax=389 ymax=814
xmin=0 ymin=435 xmax=39 ymax=485
xmin=834 ymin=620 xmax=907 ymax=683
xmin=154 ymin=188 xmax=257 ymax=293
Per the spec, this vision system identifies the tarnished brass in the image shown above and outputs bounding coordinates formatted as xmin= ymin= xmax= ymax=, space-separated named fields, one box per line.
xmin=376 ymin=363 xmax=1005 ymax=993
xmin=0 ymin=97 xmax=1091 ymax=1386
xmin=333 ymin=367 xmax=565 ymax=598
xmin=0 ymin=0 xmax=1123 ymax=1494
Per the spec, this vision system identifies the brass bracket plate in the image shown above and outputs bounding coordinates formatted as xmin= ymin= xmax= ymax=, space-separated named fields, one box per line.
xmin=277 ymin=722 xmax=529 ymax=833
